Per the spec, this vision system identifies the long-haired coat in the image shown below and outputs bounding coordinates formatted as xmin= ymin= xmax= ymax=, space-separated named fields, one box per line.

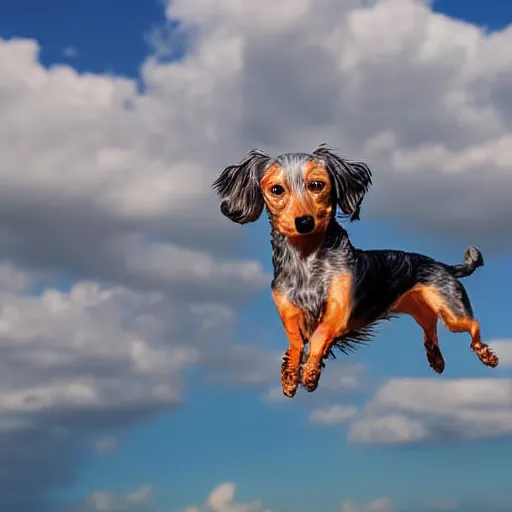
xmin=212 ymin=145 xmax=499 ymax=397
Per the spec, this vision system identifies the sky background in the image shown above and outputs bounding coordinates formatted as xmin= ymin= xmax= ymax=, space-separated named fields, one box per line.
xmin=0 ymin=1 xmax=512 ymax=512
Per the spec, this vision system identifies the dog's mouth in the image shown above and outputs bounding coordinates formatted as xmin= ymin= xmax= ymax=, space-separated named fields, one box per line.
xmin=292 ymin=230 xmax=319 ymax=238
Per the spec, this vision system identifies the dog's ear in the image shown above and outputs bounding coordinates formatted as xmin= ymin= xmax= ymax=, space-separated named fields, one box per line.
xmin=212 ymin=149 xmax=271 ymax=224
xmin=312 ymin=144 xmax=372 ymax=222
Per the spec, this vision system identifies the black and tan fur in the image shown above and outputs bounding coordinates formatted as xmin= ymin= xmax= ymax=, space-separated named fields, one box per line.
xmin=212 ymin=144 xmax=499 ymax=398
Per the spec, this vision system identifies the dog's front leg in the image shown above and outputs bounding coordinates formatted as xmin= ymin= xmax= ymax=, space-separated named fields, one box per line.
xmin=272 ymin=289 xmax=305 ymax=398
xmin=302 ymin=273 xmax=352 ymax=392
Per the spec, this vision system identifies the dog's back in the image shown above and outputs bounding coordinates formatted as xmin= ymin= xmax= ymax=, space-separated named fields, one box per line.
xmin=349 ymin=248 xmax=478 ymax=324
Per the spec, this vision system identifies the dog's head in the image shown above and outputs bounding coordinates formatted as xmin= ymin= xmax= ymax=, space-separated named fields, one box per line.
xmin=212 ymin=144 xmax=372 ymax=238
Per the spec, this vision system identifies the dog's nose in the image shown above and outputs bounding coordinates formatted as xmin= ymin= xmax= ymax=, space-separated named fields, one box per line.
xmin=295 ymin=215 xmax=315 ymax=234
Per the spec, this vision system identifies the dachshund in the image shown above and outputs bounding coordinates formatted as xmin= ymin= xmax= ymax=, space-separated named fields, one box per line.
xmin=212 ymin=144 xmax=500 ymax=398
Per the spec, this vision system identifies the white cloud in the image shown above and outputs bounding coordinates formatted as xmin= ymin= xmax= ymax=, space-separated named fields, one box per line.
xmin=348 ymin=377 xmax=512 ymax=444
xmin=319 ymin=362 xmax=369 ymax=393
xmin=349 ymin=413 xmax=428 ymax=444
xmin=125 ymin=486 xmax=152 ymax=507
xmin=77 ymin=484 xmax=152 ymax=512
xmin=0 ymin=266 xmax=276 ymax=512
xmin=0 ymin=271 xmax=190 ymax=511
xmin=184 ymin=482 xmax=272 ymax=512
xmin=0 ymin=36 xmax=268 ymax=304
xmin=310 ymin=404 xmax=358 ymax=425
xmin=0 ymin=281 xmax=194 ymax=417
xmin=341 ymin=497 xmax=394 ymax=512
xmin=489 ymin=340 xmax=512 ymax=366
xmin=161 ymin=0 xmax=512 ymax=246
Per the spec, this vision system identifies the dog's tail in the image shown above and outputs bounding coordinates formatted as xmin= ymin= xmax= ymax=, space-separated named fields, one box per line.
xmin=445 ymin=246 xmax=484 ymax=278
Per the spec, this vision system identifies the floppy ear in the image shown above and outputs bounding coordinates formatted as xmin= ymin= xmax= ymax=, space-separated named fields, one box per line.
xmin=312 ymin=144 xmax=372 ymax=222
xmin=212 ymin=149 xmax=271 ymax=224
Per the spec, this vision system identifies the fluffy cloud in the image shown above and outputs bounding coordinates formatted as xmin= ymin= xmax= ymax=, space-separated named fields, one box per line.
xmin=0 ymin=263 xmax=276 ymax=512
xmin=489 ymin=340 xmax=512 ymax=366
xmin=0 ymin=32 xmax=273 ymax=509
xmin=348 ymin=371 xmax=512 ymax=444
xmin=310 ymin=404 xmax=359 ymax=425
xmin=310 ymin=343 xmax=512 ymax=445
xmin=0 ymin=270 xmax=186 ymax=512
xmin=163 ymin=0 xmax=512 ymax=246
xmin=70 ymin=484 xmax=152 ymax=512
xmin=2 ymin=0 xmax=512 ymax=299
xmin=183 ymin=482 xmax=271 ymax=512
xmin=340 ymin=497 xmax=394 ymax=512
xmin=0 ymin=36 xmax=267 ymax=301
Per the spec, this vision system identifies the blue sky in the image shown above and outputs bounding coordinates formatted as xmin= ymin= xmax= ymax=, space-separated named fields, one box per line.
xmin=1 ymin=1 xmax=512 ymax=512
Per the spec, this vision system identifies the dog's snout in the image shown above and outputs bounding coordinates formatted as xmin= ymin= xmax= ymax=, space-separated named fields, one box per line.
xmin=295 ymin=215 xmax=315 ymax=234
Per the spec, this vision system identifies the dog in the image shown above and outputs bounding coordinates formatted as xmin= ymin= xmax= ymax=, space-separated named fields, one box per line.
xmin=212 ymin=144 xmax=500 ymax=397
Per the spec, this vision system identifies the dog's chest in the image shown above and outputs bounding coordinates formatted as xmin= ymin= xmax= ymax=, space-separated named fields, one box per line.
xmin=275 ymin=253 xmax=328 ymax=322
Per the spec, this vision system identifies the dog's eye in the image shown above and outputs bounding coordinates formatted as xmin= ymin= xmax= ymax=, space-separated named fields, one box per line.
xmin=270 ymin=185 xmax=285 ymax=196
xmin=308 ymin=181 xmax=325 ymax=191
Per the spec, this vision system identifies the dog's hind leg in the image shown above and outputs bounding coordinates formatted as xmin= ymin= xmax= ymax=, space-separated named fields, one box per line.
xmin=421 ymin=318 xmax=445 ymax=374
xmin=394 ymin=281 xmax=499 ymax=370
xmin=435 ymin=278 xmax=499 ymax=368
xmin=392 ymin=288 xmax=445 ymax=373
xmin=413 ymin=311 xmax=445 ymax=374
xmin=439 ymin=307 xmax=499 ymax=368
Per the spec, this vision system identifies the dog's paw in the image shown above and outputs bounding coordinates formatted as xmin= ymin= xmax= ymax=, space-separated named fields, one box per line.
xmin=472 ymin=342 xmax=499 ymax=368
xmin=301 ymin=361 xmax=322 ymax=393
xmin=281 ymin=351 xmax=299 ymax=398
xmin=425 ymin=341 xmax=445 ymax=374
